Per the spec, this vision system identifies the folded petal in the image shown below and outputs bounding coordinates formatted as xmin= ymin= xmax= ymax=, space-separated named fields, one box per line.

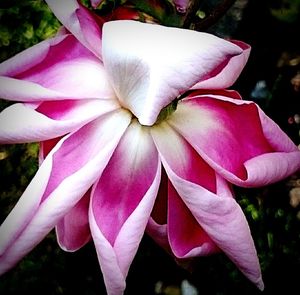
xmin=102 ymin=20 xmax=243 ymax=125
xmin=56 ymin=190 xmax=91 ymax=252
xmin=0 ymin=99 xmax=119 ymax=143
xmin=0 ymin=109 xmax=131 ymax=274
xmin=168 ymin=182 xmax=219 ymax=258
xmin=169 ymin=96 xmax=300 ymax=187
xmin=151 ymin=123 xmax=263 ymax=289
xmin=0 ymin=34 xmax=113 ymax=101
xmin=193 ymin=41 xmax=251 ymax=89
xmin=89 ymin=120 xmax=161 ymax=295
xmin=45 ymin=0 xmax=103 ymax=59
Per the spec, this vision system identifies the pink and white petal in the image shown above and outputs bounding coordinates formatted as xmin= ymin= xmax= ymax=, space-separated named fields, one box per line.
xmin=0 ymin=35 xmax=67 ymax=77
xmin=168 ymin=97 xmax=300 ymax=187
xmin=56 ymin=190 xmax=91 ymax=252
xmin=193 ymin=41 xmax=251 ymax=89
xmin=151 ymin=123 xmax=218 ymax=257
xmin=168 ymin=183 xmax=219 ymax=258
xmin=0 ymin=35 xmax=114 ymax=101
xmin=15 ymin=35 xmax=113 ymax=99
xmin=169 ymin=169 xmax=264 ymax=290
xmin=102 ymin=20 xmax=243 ymax=126
xmin=45 ymin=0 xmax=103 ymax=59
xmin=89 ymin=120 xmax=161 ymax=294
xmin=0 ymin=77 xmax=67 ymax=101
xmin=151 ymin=122 xmax=263 ymax=289
xmin=0 ymin=99 xmax=120 ymax=143
xmin=0 ymin=109 xmax=131 ymax=274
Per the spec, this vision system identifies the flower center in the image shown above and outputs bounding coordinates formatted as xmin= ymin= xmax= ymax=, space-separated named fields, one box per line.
xmin=154 ymin=99 xmax=178 ymax=125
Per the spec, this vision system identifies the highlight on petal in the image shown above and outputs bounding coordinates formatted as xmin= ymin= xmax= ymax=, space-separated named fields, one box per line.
xmin=0 ymin=99 xmax=120 ymax=144
xmin=56 ymin=190 xmax=91 ymax=252
xmin=168 ymin=96 xmax=300 ymax=187
xmin=102 ymin=20 xmax=243 ymax=125
xmin=89 ymin=120 xmax=161 ymax=294
xmin=0 ymin=109 xmax=131 ymax=275
xmin=151 ymin=123 xmax=264 ymax=290
xmin=45 ymin=0 xmax=103 ymax=59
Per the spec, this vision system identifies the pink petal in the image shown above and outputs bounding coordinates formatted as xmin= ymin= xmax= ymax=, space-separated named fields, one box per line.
xmin=102 ymin=20 xmax=242 ymax=126
xmin=45 ymin=0 xmax=103 ymax=59
xmin=151 ymin=124 xmax=263 ymax=289
xmin=56 ymin=190 xmax=91 ymax=252
xmin=0 ymin=109 xmax=131 ymax=275
xmin=0 ymin=99 xmax=119 ymax=143
xmin=169 ymin=96 xmax=300 ymax=186
xmin=90 ymin=0 xmax=103 ymax=8
xmin=89 ymin=120 xmax=161 ymax=294
xmin=173 ymin=0 xmax=190 ymax=13
xmin=193 ymin=41 xmax=251 ymax=89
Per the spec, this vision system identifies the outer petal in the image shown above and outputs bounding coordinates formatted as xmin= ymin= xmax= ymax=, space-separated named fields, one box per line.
xmin=45 ymin=0 xmax=103 ymax=59
xmin=89 ymin=120 xmax=161 ymax=295
xmin=0 ymin=34 xmax=113 ymax=101
xmin=56 ymin=190 xmax=91 ymax=252
xmin=0 ymin=99 xmax=119 ymax=143
xmin=193 ymin=41 xmax=251 ymax=89
xmin=102 ymin=20 xmax=243 ymax=125
xmin=151 ymin=123 xmax=264 ymax=290
xmin=0 ymin=109 xmax=131 ymax=274
xmin=169 ymin=96 xmax=300 ymax=187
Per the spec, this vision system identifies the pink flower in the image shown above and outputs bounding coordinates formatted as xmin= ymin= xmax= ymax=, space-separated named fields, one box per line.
xmin=0 ymin=1 xmax=299 ymax=294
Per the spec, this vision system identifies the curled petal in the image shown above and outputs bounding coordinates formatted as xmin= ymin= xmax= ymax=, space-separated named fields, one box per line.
xmin=0 ymin=109 xmax=131 ymax=274
xmin=90 ymin=121 xmax=161 ymax=294
xmin=102 ymin=20 xmax=242 ymax=125
xmin=151 ymin=123 xmax=263 ymax=289
xmin=45 ymin=0 xmax=103 ymax=59
xmin=193 ymin=41 xmax=251 ymax=89
xmin=169 ymin=96 xmax=300 ymax=187
xmin=56 ymin=190 xmax=91 ymax=252
xmin=0 ymin=99 xmax=119 ymax=144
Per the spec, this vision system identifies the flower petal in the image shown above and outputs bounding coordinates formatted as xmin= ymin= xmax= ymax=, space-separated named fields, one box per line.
xmin=102 ymin=20 xmax=242 ymax=125
xmin=45 ymin=0 xmax=103 ymax=59
xmin=169 ymin=96 xmax=300 ymax=187
xmin=193 ymin=41 xmax=251 ymax=89
xmin=89 ymin=120 xmax=161 ymax=294
xmin=0 ymin=109 xmax=131 ymax=274
xmin=168 ymin=182 xmax=219 ymax=258
xmin=151 ymin=123 xmax=263 ymax=289
xmin=0 ymin=34 xmax=113 ymax=101
xmin=0 ymin=99 xmax=119 ymax=143
xmin=56 ymin=190 xmax=91 ymax=252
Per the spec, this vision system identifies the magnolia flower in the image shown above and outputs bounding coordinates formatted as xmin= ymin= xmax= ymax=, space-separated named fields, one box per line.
xmin=0 ymin=1 xmax=300 ymax=295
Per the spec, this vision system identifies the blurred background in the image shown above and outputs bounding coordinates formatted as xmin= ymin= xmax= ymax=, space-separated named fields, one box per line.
xmin=0 ymin=0 xmax=299 ymax=294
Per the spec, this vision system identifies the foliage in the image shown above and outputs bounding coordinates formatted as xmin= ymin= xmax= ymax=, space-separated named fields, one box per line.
xmin=0 ymin=0 xmax=299 ymax=294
